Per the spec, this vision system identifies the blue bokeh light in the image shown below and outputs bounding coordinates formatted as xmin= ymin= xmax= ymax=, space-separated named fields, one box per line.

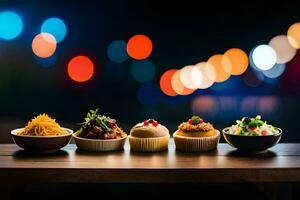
xmin=262 ymin=63 xmax=286 ymax=79
xmin=130 ymin=59 xmax=155 ymax=82
xmin=107 ymin=40 xmax=128 ymax=63
xmin=41 ymin=17 xmax=67 ymax=43
xmin=0 ymin=11 xmax=23 ymax=40
xmin=34 ymin=54 xmax=57 ymax=68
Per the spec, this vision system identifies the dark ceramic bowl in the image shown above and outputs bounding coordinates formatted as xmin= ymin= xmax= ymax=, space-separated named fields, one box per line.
xmin=222 ymin=127 xmax=282 ymax=153
xmin=11 ymin=128 xmax=73 ymax=153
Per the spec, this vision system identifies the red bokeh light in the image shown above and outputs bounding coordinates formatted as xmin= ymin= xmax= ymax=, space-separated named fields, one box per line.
xmin=160 ymin=69 xmax=178 ymax=96
xmin=127 ymin=34 xmax=153 ymax=60
xmin=67 ymin=55 xmax=94 ymax=82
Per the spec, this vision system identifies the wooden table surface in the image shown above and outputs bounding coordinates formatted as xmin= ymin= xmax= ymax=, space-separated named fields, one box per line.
xmin=1 ymin=139 xmax=300 ymax=183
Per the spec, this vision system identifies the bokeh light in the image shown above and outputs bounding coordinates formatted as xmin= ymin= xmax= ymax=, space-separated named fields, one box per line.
xmin=224 ymin=48 xmax=248 ymax=75
xmin=269 ymin=35 xmax=296 ymax=64
xmin=130 ymin=59 xmax=155 ymax=82
xmin=287 ymin=22 xmax=300 ymax=49
xmin=207 ymin=54 xmax=232 ymax=83
xmin=191 ymin=95 xmax=219 ymax=118
xmin=32 ymin=33 xmax=57 ymax=58
xmin=127 ymin=34 xmax=153 ymax=60
xmin=160 ymin=69 xmax=178 ymax=96
xmin=34 ymin=54 xmax=57 ymax=68
xmin=180 ymin=65 xmax=199 ymax=89
xmin=240 ymin=96 xmax=281 ymax=120
xmin=262 ymin=63 xmax=286 ymax=78
xmin=251 ymin=44 xmax=277 ymax=70
xmin=0 ymin=11 xmax=23 ymax=40
xmin=67 ymin=55 xmax=94 ymax=82
xmin=107 ymin=40 xmax=129 ymax=63
xmin=192 ymin=62 xmax=216 ymax=89
xmin=171 ymin=69 xmax=194 ymax=95
xmin=258 ymin=96 xmax=281 ymax=119
xmin=240 ymin=96 xmax=259 ymax=116
xmin=41 ymin=17 xmax=67 ymax=43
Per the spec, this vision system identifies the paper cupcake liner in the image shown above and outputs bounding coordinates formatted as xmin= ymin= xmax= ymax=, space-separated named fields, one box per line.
xmin=129 ymin=135 xmax=169 ymax=152
xmin=72 ymin=132 xmax=127 ymax=151
xmin=174 ymin=130 xmax=220 ymax=152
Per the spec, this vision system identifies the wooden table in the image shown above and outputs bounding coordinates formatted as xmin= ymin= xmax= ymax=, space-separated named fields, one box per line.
xmin=0 ymin=139 xmax=300 ymax=183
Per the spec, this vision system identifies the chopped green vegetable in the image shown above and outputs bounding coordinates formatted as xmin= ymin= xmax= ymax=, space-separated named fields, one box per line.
xmin=228 ymin=115 xmax=279 ymax=136
xmin=81 ymin=109 xmax=112 ymax=132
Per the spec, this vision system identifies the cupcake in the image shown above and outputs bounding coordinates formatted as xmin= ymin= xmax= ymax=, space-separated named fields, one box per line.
xmin=129 ymin=119 xmax=170 ymax=152
xmin=72 ymin=109 xmax=127 ymax=151
xmin=174 ymin=115 xmax=220 ymax=152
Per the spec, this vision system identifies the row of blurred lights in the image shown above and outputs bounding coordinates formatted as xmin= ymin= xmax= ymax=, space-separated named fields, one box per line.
xmin=191 ymin=95 xmax=281 ymax=121
xmin=0 ymin=10 xmax=155 ymax=83
xmin=159 ymin=23 xmax=300 ymax=96
xmin=1 ymin=10 xmax=300 ymax=109
xmin=107 ymin=35 xmax=155 ymax=83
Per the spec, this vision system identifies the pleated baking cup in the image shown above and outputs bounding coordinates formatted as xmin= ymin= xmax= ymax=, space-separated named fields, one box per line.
xmin=129 ymin=134 xmax=170 ymax=152
xmin=174 ymin=130 xmax=220 ymax=152
xmin=72 ymin=132 xmax=127 ymax=151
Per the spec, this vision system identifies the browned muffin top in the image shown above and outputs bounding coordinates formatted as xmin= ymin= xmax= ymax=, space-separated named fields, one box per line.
xmin=178 ymin=116 xmax=214 ymax=132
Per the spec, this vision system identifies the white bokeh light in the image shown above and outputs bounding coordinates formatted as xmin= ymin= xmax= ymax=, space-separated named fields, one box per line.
xmin=252 ymin=45 xmax=277 ymax=70
xmin=179 ymin=65 xmax=199 ymax=89
xmin=269 ymin=35 xmax=297 ymax=64
xmin=192 ymin=62 xmax=215 ymax=89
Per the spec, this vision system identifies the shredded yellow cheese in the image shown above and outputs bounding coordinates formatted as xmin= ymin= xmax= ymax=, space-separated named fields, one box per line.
xmin=18 ymin=113 xmax=67 ymax=136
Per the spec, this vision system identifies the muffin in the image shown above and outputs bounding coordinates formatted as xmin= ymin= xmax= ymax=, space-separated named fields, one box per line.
xmin=129 ymin=119 xmax=170 ymax=152
xmin=174 ymin=116 xmax=220 ymax=152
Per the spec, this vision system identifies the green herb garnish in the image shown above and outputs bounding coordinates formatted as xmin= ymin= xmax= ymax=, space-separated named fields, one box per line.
xmin=81 ymin=109 xmax=112 ymax=132
xmin=238 ymin=115 xmax=265 ymax=130
xmin=191 ymin=115 xmax=201 ymax=124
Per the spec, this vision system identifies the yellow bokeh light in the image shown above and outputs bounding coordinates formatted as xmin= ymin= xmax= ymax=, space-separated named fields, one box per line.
xmin=287 ymin=22 xmax=300 ymax=49
xmin=224 ymin=48 xmax=248 ymax=75
xmin=269 ymin=35 xmax=297 ymax=64
xmin=192 ymin=62 xmax=216 ymax=89
xmin=207 ymin=54 xmax=232 ymax=83
xmin=171 ymin=69 xmax=195 ymax=95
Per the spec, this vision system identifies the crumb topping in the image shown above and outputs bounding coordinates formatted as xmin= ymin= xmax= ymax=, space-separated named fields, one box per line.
xmin=178 ymin=122 xmax=214 ymax=132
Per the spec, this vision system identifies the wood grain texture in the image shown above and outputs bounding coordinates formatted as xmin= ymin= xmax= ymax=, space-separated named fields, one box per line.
xmin=0 ymin=140 xmax=300 ymax=183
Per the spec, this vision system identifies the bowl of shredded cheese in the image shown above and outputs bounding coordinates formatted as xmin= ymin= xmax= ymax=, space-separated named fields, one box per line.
xmin=11 ymin=114 xmax=73 ymax=153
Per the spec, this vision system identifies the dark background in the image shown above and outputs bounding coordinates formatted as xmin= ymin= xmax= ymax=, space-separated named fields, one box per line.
xmin=0 ymin=0 xmax=300 ymax=143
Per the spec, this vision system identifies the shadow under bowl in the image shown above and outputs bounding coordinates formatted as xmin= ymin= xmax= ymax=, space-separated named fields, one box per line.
xmin=222 ymin=127 xmax=282 ymax=153
xmin=11 ymin=128 xmax=73 ymax=153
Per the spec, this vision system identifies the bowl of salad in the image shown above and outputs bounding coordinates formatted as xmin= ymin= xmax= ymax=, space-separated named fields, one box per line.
xmin=222 ymin=115 xmax=282 ymax=152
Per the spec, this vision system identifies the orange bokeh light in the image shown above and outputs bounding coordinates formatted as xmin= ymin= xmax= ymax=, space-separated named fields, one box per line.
xmin=171 ymin=69 xmax=194 ymax=95
xmin=224 ymin=48 xmax=249 ymax=75
xmin=207 ymin=54 xmax=232 ymax=83
xmin=67 ymin=55 xmax=94 ymax=82
xmin=160 ymin=69 xmax=178 ymax=96
xmin=32 ymin=33 xmax=57 ymax=58
xmin=127 ymin=34 xmax=153 ymax=60
xmin=287 ymin=22 xmax=300 ymax=49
